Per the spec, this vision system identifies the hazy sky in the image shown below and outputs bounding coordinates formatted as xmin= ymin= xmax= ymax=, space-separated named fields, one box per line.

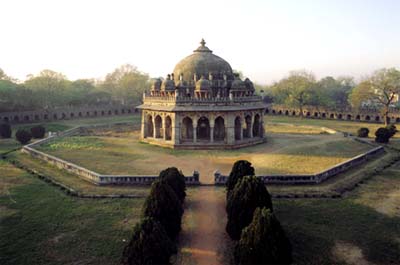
xmin=1 ymin=0 xmax=399 ymax=84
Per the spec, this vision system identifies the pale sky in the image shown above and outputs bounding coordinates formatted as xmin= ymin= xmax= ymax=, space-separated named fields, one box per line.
xmin=1 ymin=0 xmax=399 ymax=84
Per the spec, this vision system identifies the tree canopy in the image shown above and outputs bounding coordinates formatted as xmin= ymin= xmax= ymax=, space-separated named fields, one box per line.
xmin=350 ymin=68 xmax=400 ymax=125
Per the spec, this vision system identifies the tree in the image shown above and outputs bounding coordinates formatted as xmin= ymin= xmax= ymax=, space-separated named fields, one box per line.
xmin=234 ymin=207 xmax=292 ymax=265
xmin=24 ymin=69 xmax=70 ymax=108
xmin=386 ymin=124 xmax=397 ymax=138
xmin=158 ymin=167 xmax=186 ymax=202
xmin=15 ymin=129 xmax=32 ymax=144
xmin=65 ymin=79 xmax=96 ymax=106
xmin=226 ymin=176 xmax=273 ymax=240
xmin=30 ymin=125 xmax=46 ymax=139
xmin=101 ymin=64 xmax=150 ymax=105
xmin=142 ymin=180 xmax=184 ymax=239
xmin=0 ymin=124 xmax=12 ymax=138
xmin=318 ymin=76 xmax=354 ymax=110
xmin=375 ymin=127 xmax=391 ymax=143
xmin=226 ymin=160 xmax=255 ymax=198
xmin=272 ymin=70 xmax=317 ymax=116
xmin=121 ymin=217 xmax=176 ymax=265
xmin=350 ymin=68 xmax=400 ymax=125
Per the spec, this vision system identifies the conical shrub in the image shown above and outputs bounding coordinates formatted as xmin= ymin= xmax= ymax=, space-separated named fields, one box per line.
xmin=234 ymin=207 xmax=292 ymax=265
xmin=142 ymin=180 xmax=184 ymax=239
xmin=226 ymin=175 xmax=273 ymax=240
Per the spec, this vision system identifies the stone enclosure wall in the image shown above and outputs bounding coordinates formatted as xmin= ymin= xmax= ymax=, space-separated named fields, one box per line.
xmin=214 ymin=146 xmax=385 ymax=185
xmin=21 ymin=126 xmax=200 ymax=185
xmin=0 ymin=105 xmax=138 ymax=124
xmin=266 ymin=104 xmax=400 ymax=124
xmin=21 ymin=124 xmax=384 ymax=186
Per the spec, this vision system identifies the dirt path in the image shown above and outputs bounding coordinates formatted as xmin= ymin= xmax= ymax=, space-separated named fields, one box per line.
xmin=175 ymin=186 xmax=232 ymax=265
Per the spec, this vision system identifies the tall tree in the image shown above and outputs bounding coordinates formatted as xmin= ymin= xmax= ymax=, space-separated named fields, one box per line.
xmin=226 ymin=175 xmax=273 ymax=240
xmin=318 ymin=76 xmax=354 ymax=110
xmin=234 ymin=207 xmax=292 ymax=265
xmin=142 ymin=180 xmax=184 ymax=239
xmin=121 ymin=218 xmax=176 ymax=265
xmin=102 ymin=64 xmax=150 ymax=105
xmin=24 ymin=69 xmax=70 ymax=108
xmin=272 ymin=70 xmax=317 ymax=116
xmin=350 ymin=68 xmax=400 ymax=125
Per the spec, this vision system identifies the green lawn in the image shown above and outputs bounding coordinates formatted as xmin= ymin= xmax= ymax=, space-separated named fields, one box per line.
xmin=275 ymin=163 xmax=400 ymax=265
xmin=0 ymin=160 xmax=145 ymax=265
xmin=265 ymin=115 xmax=399 ymax=137
xmin=1 ymin=157 xmax=399 ymax=265
xmin=1 ymin=115 xmax=399 ymax=265
xmin=35 ymin=130 xmax=372 ymax=184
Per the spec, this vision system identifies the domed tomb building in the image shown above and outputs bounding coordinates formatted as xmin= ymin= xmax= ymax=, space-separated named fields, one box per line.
xmin=138 ymin=39 xmax=266 ymax=149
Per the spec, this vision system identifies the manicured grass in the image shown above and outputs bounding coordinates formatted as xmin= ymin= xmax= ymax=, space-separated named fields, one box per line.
xmin=274 ymin=164 xmax=400 ymax=265
xmin=0 ymin=161 xmax=145 ymax=265
xmin=265 ymin=115 xmax=399 ymax=138
xmin=8 ymin=152 xmax=150 ymax=197
xmin=35 ymin=131 xmax=372 ymax=184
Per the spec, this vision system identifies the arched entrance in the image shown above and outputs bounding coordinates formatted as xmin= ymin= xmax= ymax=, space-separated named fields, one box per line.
xmin=147 ymin=115 xmax=154 ymax=137
xmin=197 ymin=117 xmax=210 ymax=141
xmin=244 ymin=115 xmax=252 ymax=138
xmin=181 ymin=117 xmax=193 ymax=141
xmin=165 ymin=116 xmax=172 ymax=140
xmin=253 ymin=114 xmax=261 ymax=137
xmin=234 ymin=116 xmax=241 ymax=141
xmin=155 ymin=115 xmax=162 ymax=138
xmin=214 ymin=116 xmax=225 ymax=142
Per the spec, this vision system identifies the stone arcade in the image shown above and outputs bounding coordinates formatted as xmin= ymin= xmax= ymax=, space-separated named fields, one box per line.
xmin=138 ymin=39 xmax=266 ymax=149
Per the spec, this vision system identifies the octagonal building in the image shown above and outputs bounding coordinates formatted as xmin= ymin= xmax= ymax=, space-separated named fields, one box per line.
xmin=137 ymin=39 xmax=266 ymax=149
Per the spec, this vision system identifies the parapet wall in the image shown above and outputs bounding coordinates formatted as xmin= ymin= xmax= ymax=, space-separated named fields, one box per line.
xmin=0 ymin=105 xmax=138 ymax=124
xmin=214 ymin=146 xmax=385 ymax=185
xmin=22 ymin=126 xmax=200 ymax=185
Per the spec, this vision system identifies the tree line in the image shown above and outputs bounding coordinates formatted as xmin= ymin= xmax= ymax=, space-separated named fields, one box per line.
xmin=2 ymin=66 xmax=399 ymax=125
xmin=0 ymin=65 xmax=150 ymax=112
xmin=258 ymin=68 xmax=400 ymax=125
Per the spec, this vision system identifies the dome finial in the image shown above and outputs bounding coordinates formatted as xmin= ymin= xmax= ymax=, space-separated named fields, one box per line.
xmin=200 ymin=38 xmax=206 ymax=47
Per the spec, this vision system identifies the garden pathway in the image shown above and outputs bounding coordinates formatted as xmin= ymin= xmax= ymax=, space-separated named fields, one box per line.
xmin=175 ymin=186 xmax=232 ymax=265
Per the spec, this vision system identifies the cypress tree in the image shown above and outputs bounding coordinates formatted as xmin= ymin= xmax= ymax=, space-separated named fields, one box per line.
xmin=121 ymin=217 xmax=177 ymax=265
xmin=159 ymin=167 xmax=186 ymax=202
xmin=234 ymin=207 xmax=292 ymax=265
xmin=226 ymin=160 xmax=255 ymax=198
xmin=142 ymin=180 xmax=184 ymax=239
xmin=226 ymin=175 xmax=273 ymax=240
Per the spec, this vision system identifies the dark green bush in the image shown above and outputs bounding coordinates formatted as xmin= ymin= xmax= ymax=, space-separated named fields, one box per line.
xmin=226 ymin=175 xmax=273 ymax=240
xmin=0 ymin=123 xmax=12 ymax=138
xmin=386 ymin=124 xmax=397 ymax=138
xmin=226 ymin=160 xmax=255 ymax=198
xmin=158 ymin=167 xmax=186 ymax=202
xmin=357 ymin=127 xmax=369 ymax=138
xmin=234 ymin=207 xmax=292 ymax=265
xmin=121 ymin=217 xmax=176 ymax=265
xmin=142 ymin=180 xmax=184 ymax=239
xmin=30 ymin=125 xmax=46 ymax=138
xmin=15 ymin=129 xmax=32 ymax=144
xmin=375 ymin=127 xmax=391 ymax=143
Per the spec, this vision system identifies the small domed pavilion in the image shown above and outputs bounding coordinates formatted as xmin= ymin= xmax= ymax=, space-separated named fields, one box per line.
xmin=137 ymin=39 xmax=266 ymax=149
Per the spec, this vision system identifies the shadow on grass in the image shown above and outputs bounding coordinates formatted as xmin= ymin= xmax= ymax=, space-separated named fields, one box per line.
xmin=276 ymin=199 xmax=400 ymax=265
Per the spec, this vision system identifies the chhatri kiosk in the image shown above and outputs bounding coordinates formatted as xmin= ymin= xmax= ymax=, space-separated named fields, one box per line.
xmin=138 ymin=39 xmax=266 ymax=149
